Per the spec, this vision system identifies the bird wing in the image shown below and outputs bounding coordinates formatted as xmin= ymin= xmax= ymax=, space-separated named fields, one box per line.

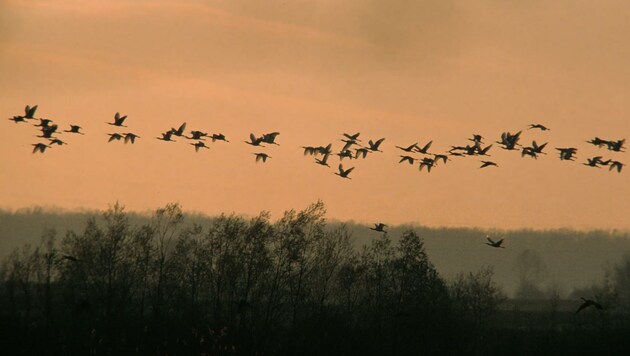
xmin=486 ymin=237 xmax=495 ymax=244
xmin=338 ymin=164 xmax=344 ymax=174
xmin=27 ymin=105 xmax=38 ymax=117
xmin=374 ymin=138 xmax=385 ymax=149
xmin=422 ymin=141 xmax=433 ymax=152
xmin=178 ymin=122 xmax=186 ymax=134
xmin=249 ymin=133 xmax=257 ymax=143
xmin=345 ymin=167 xmax=355 ymax=175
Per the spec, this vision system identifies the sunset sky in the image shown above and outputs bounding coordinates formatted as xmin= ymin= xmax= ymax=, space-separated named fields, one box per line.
xmin=1 ymin=0 xmax=628 ymax=230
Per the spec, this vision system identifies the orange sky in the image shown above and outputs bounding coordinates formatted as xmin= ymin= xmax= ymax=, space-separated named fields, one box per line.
xmin=0 ymin=0 xmax=628 ymax=229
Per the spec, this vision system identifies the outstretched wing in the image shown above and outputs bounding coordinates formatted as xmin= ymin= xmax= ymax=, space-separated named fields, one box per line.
xmin=373 ymin=138 xmax=385 ymax=149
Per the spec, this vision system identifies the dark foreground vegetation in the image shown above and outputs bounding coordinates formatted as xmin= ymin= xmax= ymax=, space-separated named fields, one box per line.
xmin=1 ymin=202 xmax=630 ymax=355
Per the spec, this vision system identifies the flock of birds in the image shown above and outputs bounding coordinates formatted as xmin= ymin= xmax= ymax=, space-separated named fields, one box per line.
xmin=9 ymin=104 xmax=619 ymax=315
xmin=8 ymin=104 xmax=626 ymax=179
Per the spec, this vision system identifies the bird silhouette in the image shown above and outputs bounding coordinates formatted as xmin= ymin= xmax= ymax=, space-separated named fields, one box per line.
xmin=575 ymin=297 xmax=603 ymax=314
xmin=337 ymin=150 xmax=354 ymax=160
xmin=366 ymin=138 xmax=385 ymax=152
xmin=211 ymin=133 xmax=229 ymax=142
xmin=556 ymin=147 xmax=577 ymax=161
xmin=108 ymin=112 xmax=127 ymax=127
xmin=583 ymin=156 xmax=604 ymax=168
xmin=171 ymin=123 xmax=187 ymax=137
xmin=64 ymin=125 xmax=84 ymax=134
xmin=399 ymin=155 xmax=416 ymax=165
xmin=261 ymin=132 xmax=280 ymax=145
xmin=123 ymin=133 xmax=140 ymax=144
xmin=434 ymin=154 xmax=450 ymax=164
xmin=341 ymin=139 xmax=359 ymax=152
xmin=34 ymin=118 xmax=53 ymax=128
xmin=396 ymin=143 xmax=419 ymax=152
xmin=191 ymin=141 xmax=209 ymax=152
xmin=497 ymin=131 xmax=522 ymax=150
xmin=23 ymin=105 xmax=38 ymax=120
xmin=355 ymin=147 xmax=370 ymax=159
xmin=415 ymin=141 xmax=433 ymax=154
xmin=188 ymin=130 xmax=208 ymax=140
xmin=9 ymin=116 xmax=27 ymax=123
xmin=343 ymin=132 xmax=361 ymax=142
xmin=528 ymin=124 xmax=550 ymax=131
xmin=606 ymin=139 xmax=625 ymax=152
xmin=245 ymin=133 xmax=265 ymax=146
xmin=370 ymin=223 xmax=387 ymax=233
xmin=419 ymin=157 xmax=435 ymax=172
xmin=608 ymin=161 xmax=624 ymax=173
xmin=49 ymin=138 xmax=67 ymax=146
xmin=479 ymin=161 xmax=498 ymax=168
xmin=32 ymin=143 xmax=50 ymax=153
xmin=586 ymin=137 xmax=609 ymax=148
xmin=38 ymin=125 xmax=59 ymax=139
xmin=315 ymin=153 xmax=331 ymax=167
xmin=254 ymin=152 xmax=271 ymax=163
xmin=468 ymin=134 xmax=484 ymax=144
xmin=485 ymin=237 xmax=505 ymax=248
xmin=335 ymin=163 xmax=354 ymax=179
xmin=108 ymin=133 xmax=124 ymax=142
xmin=157 ymin=131 xmax=176 ymax=142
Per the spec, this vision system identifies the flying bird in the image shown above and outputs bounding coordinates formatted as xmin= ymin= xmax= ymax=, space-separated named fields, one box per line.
xmin=396 ymin=143 xmax=419 ymax=153
xmin=244 ymin=133 xmax=265 ymax=147
xmin=343 ymin=132 xmax=361 ymax=142
xmin=108 ymin=133 xmax=124 ymax=142
xmin=188 ymin=130 xmax=208 ymax=140
xmin=355 ymin=147 xmax=370 ymax=159
xmin=370 ymin=223 xmax=387 ymax=233
xmin=64 ymin=125 xmax=84 ymax=134
xmin=366 ymin=138 xmax=385 ymax=152
xmin=171 ymin=122 xmax=187 ymax=137
xmin=254 ymin=152 xmax=271 ymax=163
xmin=157 ymin=131 xmax=176 ymax=142
xmin=415 ymin=141 xmax=433 ymax=154
xmin=556 ymin=147 xmax=578 ymax=161
xmin=479 ymin=161 xmax=498 ymax=169
xmin=108 ymin=112 xmax=127 ymax=127
xmin=261 ymin=132 xmax=280 ymax=145
xmin=575 ymin=297 xmax=603 ymax=314
xmin=485 ymin=237 xmax=505 ymax=248
xmin=334 ymin=164 xmax=354 ymax=179
xmin=23 ymin=105 xmax=39 ymax=120
xmin=399 ymin=155 xmax=416 ymax=165
xmin=528 ymin=124 xmax=550 ymax=131
xmin=32 ymin=143 xmax=50 ymax=153
xmin=49 ymin=138 xmax=67 ymax=146
xmin=315 ymin=153 xmax=331 ymax=167
xmin=609 ymin=161 xmax=624 ymax=173
xmin=8 ymin=116 xmax=27 ymax=123
xmin=191 ymin=141 xmax=209 ymax=152
xmin=211 ymin=133 xmax=229 ymax=142
xmin=123 ymin=133 xmax=140 ymax=144
xmin=419 ymin=157 xmax=436 ymax=172
xmin=583 ymin=156 xmax=604 ymax=168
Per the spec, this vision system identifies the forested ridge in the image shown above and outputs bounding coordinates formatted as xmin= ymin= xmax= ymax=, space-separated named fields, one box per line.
xmin=1 ymin=202 xmax=630 ymax=355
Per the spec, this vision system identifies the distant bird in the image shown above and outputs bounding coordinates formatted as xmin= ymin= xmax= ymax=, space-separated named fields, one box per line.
xmin=497 ymin=131 xmax=522 ymax=150
xmin=22 ymin=105 xmax=39 ymax=120
xmin=211 ymin=133 xmax=229 ymax=142
xmin=415 ymin=141 xmax=433 ymax=154
xmin=556 ymin=147 xmax=578 ymax=161
xmin=399 ymin=155 xmax=416 ymax=165
xmin=157 ymin=131 xmax=176 ymax=142
xmin=64 ymin=125 xmax=84 ymax=134
xmin=609 ymin=161 xmax=624 ymax=173
xmin=261 ymin=132 xmax=280 ymax=145
xmin=343 ymin=132 xmax=361 ymax=142
xmin=191 ymin=141 xmax=209 ymax=152
xmin=337 ymin=150 xmax=354 ymax=160
xmin=477 ymin=144 xmax=493 ymax=156
xmin=366 ymin=138 xmax=385 ymax=152
xmin=8 ymin=116 xmax=27 ymax=123
xmin=49 ymin=138 xmax=67 ymax=146
xmin=244 ymin=133 xmax=265 ymax=146
xmin=34 ymin=118 xmax=53 ymax=128
xmin=38 ymin=124 xmax=59 ymax=139
xmin=188 ymin=130 xmax=208 ymax=140
xmin=468 ymin=134 xmax=484 ymax=144
xmin=528 ymin=124 xmax=550 ymax=131
xmin=171 ymin=122 xmax=187 ymax=137
xmin=123 ymin=133 xmax=140 ymax=144
xmin=370 ymin=223 xmax=387 ymax=233
xmin=315 ymin=153 xmax=331 ymax=167
xmin=434 ymin=154 xmax=450 ymax=164
xmin=108 ymin=133 xmax=124 ymax=142
xmin=396 ymin=143 xmax=419 ymax=153
xmin=607 ymin=139 xmax=625 ymax=152
xmin=583 ymin=156 xmax=604 ymax=168
xmin=303 ymin=146 xmax=318 ymax=156
xmin=485 ymin=237 xmax=505 ymax=248
xmin=341 ymin=139 xmax=359 ymax=152
xmin=32 ymin=143 xmax=50 ymax=153
xmin=575 ymin=297 xmax=603 ymax=314
xmin=108 ymin=112 xmax=127 ymax=127
xmin=62 ymin=255 xmax=79 ymax=262
xmin=355 ymin=147 xmax=370 ymax=159
xmin=419 ymin=157 xmax=435 ymax=172
xmin=334 ymin=164 xmax=354 ymax=179
xmin=586 ymin=137 xmax=609 ymax=148
xmin=479 ymin=161 xmax=498 ymax=169
xmin=254 ymin=152 xmax=271 ymax=163
xmin=316 ymin=144 xmax=333 ymax=155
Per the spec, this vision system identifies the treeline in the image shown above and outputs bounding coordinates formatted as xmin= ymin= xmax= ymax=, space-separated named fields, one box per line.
xmin=0 ymin=202 xmax=629 ymax=355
